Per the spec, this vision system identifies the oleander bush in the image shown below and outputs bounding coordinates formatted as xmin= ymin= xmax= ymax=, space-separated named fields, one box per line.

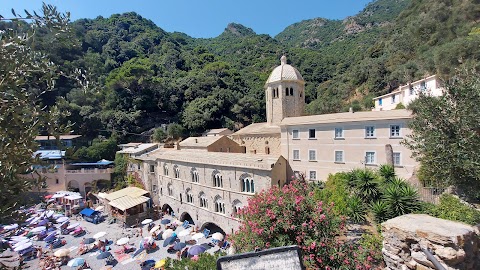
xmin=231 ymin=180 xmax=382 ymax=269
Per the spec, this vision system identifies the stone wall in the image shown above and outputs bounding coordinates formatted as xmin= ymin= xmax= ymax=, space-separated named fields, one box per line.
xmin=382 ymin=214 xmax=480 ymax=270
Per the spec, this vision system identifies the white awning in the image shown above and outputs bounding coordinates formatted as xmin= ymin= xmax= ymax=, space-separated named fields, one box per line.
xmin=108 ymin=196 xmax=150 ymax=211
xmin=52 ymin=193 xmax=66 ymax=199
xmin=64 ymin=195 xmax=82 ymax=200
xmin=97 ymin=192 xmax=107 ymax=199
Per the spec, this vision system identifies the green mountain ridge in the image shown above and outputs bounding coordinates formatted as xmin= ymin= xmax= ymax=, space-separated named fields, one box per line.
xmin=3 ymin=0 xmax=478 ymax=144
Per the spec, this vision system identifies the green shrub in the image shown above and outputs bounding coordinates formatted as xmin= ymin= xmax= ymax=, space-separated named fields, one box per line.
xmin=347 ymin=195 xmax=367 ymax=223
xmin=382 ymin=183 xmax=421 ymax=218
xmin=352 ymin=169 xmax=381 ymax=202
xmin=358 ymin=233 xmax=384 ymax=262
xmin=425 ymin=194 xmax=480 ymax=225
xmin=371 ymin=201 xmax=389 ymax=223
xmin=378 ymin=164 xmax=396 ymax=183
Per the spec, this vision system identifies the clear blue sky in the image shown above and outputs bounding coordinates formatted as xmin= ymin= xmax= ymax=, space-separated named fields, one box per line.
xmin=0 ymin=0 xmax=374 ymax=38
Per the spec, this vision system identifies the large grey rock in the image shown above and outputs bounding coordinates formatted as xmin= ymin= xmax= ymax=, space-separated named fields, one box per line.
xmin=382 ymin=214 xmax=480 ymax=270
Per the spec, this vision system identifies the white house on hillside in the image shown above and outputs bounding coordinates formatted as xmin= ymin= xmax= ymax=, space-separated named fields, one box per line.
xmin=373 ymin=75 xmax=443 ymax=111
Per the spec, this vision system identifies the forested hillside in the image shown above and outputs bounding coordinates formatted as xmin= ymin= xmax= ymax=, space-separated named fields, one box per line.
xmin=3 ymin=0 xmax=479 ymax=145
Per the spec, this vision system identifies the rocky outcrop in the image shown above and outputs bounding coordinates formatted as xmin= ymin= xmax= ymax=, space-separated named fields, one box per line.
xmin=382 ymin=214 xmax=480 ymax=270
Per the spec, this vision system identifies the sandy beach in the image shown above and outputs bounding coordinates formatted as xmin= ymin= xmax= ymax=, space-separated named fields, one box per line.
xmin=21 ymin=214 xmax=220 ymax=270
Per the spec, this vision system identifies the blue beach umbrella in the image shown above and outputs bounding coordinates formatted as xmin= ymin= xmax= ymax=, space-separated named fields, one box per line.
xmin=188 ymin=245 xmax=206 ymax=256
xmin=160 ymin=219 xmax=170 ymax=225
xmin=67 ymin=257 xmax=85 ymax=267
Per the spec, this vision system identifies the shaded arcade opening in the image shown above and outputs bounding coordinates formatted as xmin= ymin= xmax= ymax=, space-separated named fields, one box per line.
xmin=179 ymin=212 xmax=195 ymax=226
xmin=200 ymin=222 xmax=226 ymax=236
xmin=161 ymin=204 xmax=174 ymax=215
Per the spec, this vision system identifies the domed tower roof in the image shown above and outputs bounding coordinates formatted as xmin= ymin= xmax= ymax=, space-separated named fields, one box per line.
xmin=265 ymin=55 xmax=304 ymax=86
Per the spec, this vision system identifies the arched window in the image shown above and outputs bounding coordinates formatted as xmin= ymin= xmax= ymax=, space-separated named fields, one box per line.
xmin=212 ymin=170 xmax=223 ymax=188
xmin=167 ymin=183 xmax=173 ymax=196
xmin=241 ymin=174 xmax=255 ymax=193
xmin=186 ymin=189 xmax=194 ymax=204
xmin=173 ymin=165 xmax=180 ymax=178
xmin=199 ymin=192 xmax=208 ymax=208
xmin=265 ymin=147 xmax=270 ymax=155
xmin=232 ymin=199 xmax=243 ymax=216
xmin=163 ymin=164 xmax=169 ymax=176
xmin=290 ymin=87 xmax=294 ymax=96
xmin=285 ymin=88 xmax=289 ymax=96
xmin=214 ymin=195 xmax=225 ymax=214
xmin=191 ymin=168 xmax=199 ymax=182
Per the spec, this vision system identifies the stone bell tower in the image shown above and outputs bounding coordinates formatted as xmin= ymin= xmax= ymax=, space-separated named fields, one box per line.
xmin=265 ymin=55 xmax=305 ymax=126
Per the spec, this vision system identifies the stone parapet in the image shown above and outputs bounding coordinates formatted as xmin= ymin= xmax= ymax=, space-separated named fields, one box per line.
xmin=382 ymin=214 xmax=479 ymax=270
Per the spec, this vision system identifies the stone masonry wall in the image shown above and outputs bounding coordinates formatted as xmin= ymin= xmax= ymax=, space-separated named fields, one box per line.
xmin=382 ymin=214 xmax=480 ymax=270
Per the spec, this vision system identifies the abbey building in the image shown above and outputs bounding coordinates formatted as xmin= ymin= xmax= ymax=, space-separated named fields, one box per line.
xmin=123 ymin=56 xmax=419 ymax=234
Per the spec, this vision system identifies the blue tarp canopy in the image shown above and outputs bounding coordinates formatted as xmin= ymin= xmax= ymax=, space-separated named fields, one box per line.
xmin=79 ymin=208 xmax=98 ymax=217
xmin=70 ymin=159 xmax=113 ymax=166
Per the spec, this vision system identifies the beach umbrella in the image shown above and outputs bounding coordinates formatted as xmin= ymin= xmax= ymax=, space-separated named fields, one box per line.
xmin=173 ymin=242 xmax=186 ymax=251
xmin=132 ymin=247 xmax=145 ymax=258
xmin=54 ymin=248 xmax=70 ymax=257
xmin=154 ymin=259 xmax=166 ymax=268
xmin=30 ymin=226 xmax=46 ymax=233
xmin=45 ymin=210 xmax=54 ymax=218
xmin=160 ymin=219 xmax=170 ymax=225
xmin=93 ymin=231 xmax=106 ymax=239
xmin=84 ymin=238 xmax=96 ymax=244
xmin=212 ymin=232 xmax=224 ymax=241
xmin=178 ymin=228 xmax=192 ymax=237
xmin=142 ymin=259 xmax=156 ymax=269
xmin=141 ymin=219 xmax=153 ymax=225
xmin=29 ymin=217 xmax=41 ymax=225
xmin=13 ymin=242 xmax=32 ymax=252
xmin=56 ymin=221 xmax=69 ymax=229
xmin=162 ymin=236 xmax=176 ymax=247
xmin=12 ymin=239 xmax=30 ymax=249
xmin=67 ymin=257 xmax=85 ymax=267
xmin=67 ymin=223 xmax=79 ymax=230
xmin=44 ymin=231 xmax=57 ymax=242
xmin=37 ymin=219 xmax=48 ymax=226
xmin=97 ymin=251 xmax=112 ymax=259
xmin=188 ymin=245 xmax=206 ymax=256
xmin=56 ymin=217 xmax=69 ymax=223
xmin=4 ymin=224 xmax=18 ymax=230
xmin=149 ymin=225 xmax=160 ymax=234
xmin=162 ymin=229 xmax=174 ymax=240
xmin=116 ymin=237 xmax=129 ymax=245
xmin=191 ymin=233 xmax=205 ymax=241
xmin=95 ymin=206 xmax=104 ymax=211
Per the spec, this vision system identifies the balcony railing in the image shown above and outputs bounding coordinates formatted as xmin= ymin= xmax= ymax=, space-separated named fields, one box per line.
xmin=65 ymin=168 xmax=113 ymax=174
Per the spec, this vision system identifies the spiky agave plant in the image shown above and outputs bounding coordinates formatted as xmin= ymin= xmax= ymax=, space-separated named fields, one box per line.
xmin=352 ymin=169 xmax=380 ymax=203
xmin=383 ymin=183 xmax=420 ymax=218
xmin=378 ymin=164 xmax=396 ymax=183
xmin=371 ymin=200 xmax=389 ymax=223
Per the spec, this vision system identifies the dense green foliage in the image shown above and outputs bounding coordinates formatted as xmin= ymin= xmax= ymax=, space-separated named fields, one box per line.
xmin=164 ymin=253 xmax=221 ymax=270
xmin=404 ymin=72 xmax=480 ymax=197
xmin=0 ymin=5 xmax=73 ymax=221
xmin=422 ymin=194 xmax=480 ymax=225
xmin=1 ymin=0 xmax=477 ymax=143
xmin=74 ymin=136 xmax=118 ymax=161
xmin=318 ymin=166 xmax=421 ymax=224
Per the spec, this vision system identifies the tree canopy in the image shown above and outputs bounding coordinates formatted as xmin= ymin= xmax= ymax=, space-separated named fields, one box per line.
xmin=405 ymin=70 xmax=480 ymax=198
